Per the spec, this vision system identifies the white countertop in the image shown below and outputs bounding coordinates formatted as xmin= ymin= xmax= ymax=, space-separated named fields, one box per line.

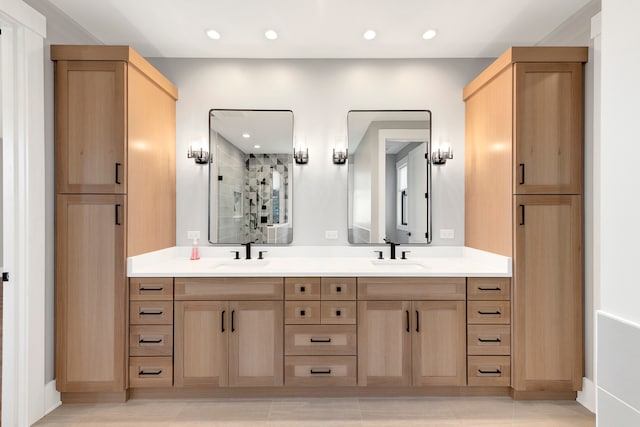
xmin=127 ymin=245 xmax=511 ymax=278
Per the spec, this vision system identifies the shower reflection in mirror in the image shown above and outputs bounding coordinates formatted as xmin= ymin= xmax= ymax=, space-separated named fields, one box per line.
xmin=209 ymin=109 xmax=294 ymax=244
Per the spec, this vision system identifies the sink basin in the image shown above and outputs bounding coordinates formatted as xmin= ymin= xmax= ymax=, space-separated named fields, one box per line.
xmin=369 ymin=259 xmax=427 ymax=270
xmin=214 ymin=260 xmax=270 ymax=270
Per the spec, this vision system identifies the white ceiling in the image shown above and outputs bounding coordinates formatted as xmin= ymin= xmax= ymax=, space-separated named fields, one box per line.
xmin=45 ymin=0 xmax=592 ymax=59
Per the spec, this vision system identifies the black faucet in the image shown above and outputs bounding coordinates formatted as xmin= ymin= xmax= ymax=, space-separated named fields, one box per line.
xmin=384 ymin=239 xmax=399 ymax=260
xmin=242 ymin=242 xmax=252 ymax=260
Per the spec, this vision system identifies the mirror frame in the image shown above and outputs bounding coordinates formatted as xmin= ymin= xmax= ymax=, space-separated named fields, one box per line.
xmin=208 ymin=108 xmax=294 ymax=245
xmin=346 ymin=109 xmax=432 ymax=245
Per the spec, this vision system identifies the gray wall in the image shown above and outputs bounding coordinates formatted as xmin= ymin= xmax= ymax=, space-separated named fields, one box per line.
xmin=149 ymin=57 xmax=493 ymax=247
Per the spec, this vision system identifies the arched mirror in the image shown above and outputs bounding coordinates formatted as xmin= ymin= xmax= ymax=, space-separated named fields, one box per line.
xmin=347 ymin=110 xmax=432 ymax=244
xmin=208 ymin=109 xmax=294 ymax=244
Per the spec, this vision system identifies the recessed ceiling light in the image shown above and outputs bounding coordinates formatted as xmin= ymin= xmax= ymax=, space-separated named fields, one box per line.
xmin=265 ymin=30 xmax=278 ymax=40
xmin=242 ymin=133 xmax=251 ymax=139
xmin=206 ymin=29 xmax=221 ymax=40
xmin=422 ymin=29 xmax=437 ymax=40
xmin=254 ymin=144 xmax=261 ymax=149
xmin=363 ymin=30 xmax=376 ymax=40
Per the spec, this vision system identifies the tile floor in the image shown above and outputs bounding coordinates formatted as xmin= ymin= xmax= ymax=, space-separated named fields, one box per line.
xmin=33 ymin=397 xmax=595 ymax=426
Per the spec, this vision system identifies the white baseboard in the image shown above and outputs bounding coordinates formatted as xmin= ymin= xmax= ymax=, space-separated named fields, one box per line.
xmin=577 ymin=377 xmax=596 ymax=413
xmin=43 ymin=380 xmax=61 ymax=416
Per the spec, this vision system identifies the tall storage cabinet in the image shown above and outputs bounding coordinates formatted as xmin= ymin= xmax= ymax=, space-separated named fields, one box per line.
xmin=53 ymin=45 xmax=178 ymax=399
xmin=464 ymin=47 xmax=586 ymax=397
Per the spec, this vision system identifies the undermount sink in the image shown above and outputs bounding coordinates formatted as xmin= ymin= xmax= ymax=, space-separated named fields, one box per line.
xmin=214 ymin=260 xmax=270 ymax=270
xmin=369 ymin=259 xmax=427 ymax=270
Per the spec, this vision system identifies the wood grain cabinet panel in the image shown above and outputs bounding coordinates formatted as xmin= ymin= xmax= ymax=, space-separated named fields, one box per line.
xmin=129 ymin=357 xmax=173 ymax=388
xmin=130 ymin=278 xmax=173 ymax=301
xmin=467 ymin=278 xmax=510 ymax=301
xmin=320 ymin=301 xmax=356 ymax=325
xmin=467 ymin=301 xmax=511 ymax=325
xmin=468 ymin=356 xmax=511 ymax=387
xmin=285 ymin=301 xmax=321 ymax=324
xmin=320 ymin=278 xmax=357 ymax=300
xmin=285 ymin=325 xmax=357 ymax=356
xmin=467 ymin=325 xmax=511 ymax=356
xmin=284 ymin=277 xmax=321 ymax=300
xmin=285 ymin=356 xmax=357 ymax=387
xmin=129 ymin=325 xmax=173 ymax=357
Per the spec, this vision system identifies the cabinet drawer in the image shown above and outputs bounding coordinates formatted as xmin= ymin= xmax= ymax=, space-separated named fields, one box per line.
xmin=130 ymin=301 xmax=173 ymax=325
xmin=467 ymin=325 xmax=511 ymax=355
xmin=468 ymin=356 xmax=511 ymax=387
xmin=285 ymin=356 xmax=356 ymax=386
xmin=285 ymin=325 xmax=357 ymax=356
xmin=129 ymin=325 xmax=173 ymax=357
xmin=129 ymin=356 xmax=173 ymax=388
xmin=130 ymin=278 xmax=173 ymax=301
xmin=285 ymin=301 xmax=321 ymax=324
xmin=467 ymin=278 xmax=510 ymax=301
xmin=175 ymin=277 xmax=283 ymax=300
xmin=321 ymin=301 xmax=356 ymax=325
xmin=358 ymin=277 xmax=465 ymax=300
xmin=467 ymin=301 xmax=510 ymax=324
xmin=321 ymin=278 xmax=356 ymax=300
xmin=285 ymin=277 xmax=321 ymax=300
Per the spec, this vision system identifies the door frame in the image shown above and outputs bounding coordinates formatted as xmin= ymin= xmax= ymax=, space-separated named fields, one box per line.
xmin=0 ymin=3 xmax=57 ymax=426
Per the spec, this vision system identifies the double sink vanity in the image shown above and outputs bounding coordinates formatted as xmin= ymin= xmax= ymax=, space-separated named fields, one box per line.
xmin=125 ymin=245 xmax=512 ymax=398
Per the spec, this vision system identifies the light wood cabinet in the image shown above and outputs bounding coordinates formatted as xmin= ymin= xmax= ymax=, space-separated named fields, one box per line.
xmin=173 ymin=279 xmax=284 ymax=388
xmin=357 ymin=279 xmax=466 ymax=387
xmin=53 ymin=45 xmax=177 ymax=397
xmin=464 ymin=47 xmax=586 ymax=395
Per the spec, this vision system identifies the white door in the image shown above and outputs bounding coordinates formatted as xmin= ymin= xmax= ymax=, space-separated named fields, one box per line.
xmin=407 ymin=143 xmax=428 ymax=243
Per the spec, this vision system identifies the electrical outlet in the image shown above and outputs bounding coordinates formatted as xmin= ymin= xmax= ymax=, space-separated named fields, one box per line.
xmin=187 ymin=230 xmax=200 ymax=240
xmin=325 ymin=230 xmax=338 ymax=240
xmin=440 ymin=229 xmax=454 ymax=239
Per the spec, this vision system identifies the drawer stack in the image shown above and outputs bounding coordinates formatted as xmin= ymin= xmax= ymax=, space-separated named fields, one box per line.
xmin=466 ymin=278 xmax=511 ymax=386
xmin=129 ymin=278 xmax=174 ymax=388
xmin=284 ymin=277 xmax=357 ymax=386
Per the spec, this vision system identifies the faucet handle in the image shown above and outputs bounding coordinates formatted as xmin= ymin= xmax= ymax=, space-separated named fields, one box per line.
xmin=374 ymin=250 xmax=384 ymax=260
xmin=401 ymin=250 xmax=411 ymax=260
xmin=258 ymin=250 xmax=268 ymax=260
xmin=230 ymin=250 xmax=240 ymax=260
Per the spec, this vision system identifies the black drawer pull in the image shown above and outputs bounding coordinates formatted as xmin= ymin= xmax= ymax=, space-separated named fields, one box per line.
xmin=478 ymin=338 xmax=502 ymax=343
xmin=139 ymin=286 xmax=164 ymax=292
xmin=139 ymin=338 xmax=163 ymax=344
xmin=416 ymin=310 xmax=420 ymax=332
xmin=478 ymin=369 xmax=502 ymax=375
xmin=336 ymin=286 xmax=342 ymax=293
xmin=478 ymin=287 xmax=501 ymax=291
xmin=310 ymin=338 xmax=331 ymax=343
xmin=519 ymin=163 xmax=525 ymax=185
xmin=115 ymin=162 xmax=122 ymax=185
xmin=221 ymin=310 xmax=225 ymax=333
xmin=231 ymin=310 xmax=236 ymax=332
xmin=478 ymin=311 xmax=501 ymax=315
xmin=300 ymin=286 xmax=306 ymax=293
xmin=139 ymin=369 xmax=162 ymax=376
xmin=335 ymin=310 xmax=341 ymax=316
xmin=310 ymin=369 xmax=331 ymax=375
xmin=406 ymin=310 xmax=410 ymax=332
xmin=139 ymin=310 xmax=163 ymax=316
xmin=300 ymin=309 xmax=306 ymax=316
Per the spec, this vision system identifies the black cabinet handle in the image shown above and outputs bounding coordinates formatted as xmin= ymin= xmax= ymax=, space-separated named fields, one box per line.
xmin=478 ymin=287 xmax=501 ymax=291
xmin=115 ymin=204 xmax=121 ymax=225
xmin=221 ymin=310 xmax=225 ymax=333
xmin=406 ymin=310 xmax=410 ymax=332
xmin=478 ymin=310 xmax=501 ymax=315
xmin=478 ymin=337 xmax=502 ymax=343
xmin=300 ymin=286 xmax=306 ymax=293
xmin=139 ymin=286 xmax=163 ymax=292
xmin=336 ymin=286 xmax=342 ymax=293
xmin=478 ymin=369 xmax=501 ymax=375
xmin=519 ymin=204 xmax=525 ymax=226
xmin=115 ymin=162 xmax=122 ymax=185
xmin=139 ymin=338 xmax=163 ymax=344
xmin=415 ymin=310 xmax=420 ymax=332
xmin=231 ymin=310 xmax=235 ymax=332
xmin=335 ymin=310 xmax=341 ymax=317
xmin=139 ymin=310 xmax=163 ymax=316
xmin=139 ymin=369 xmax=162 ymax=376
xmin=310 ymin=338 xmax=331 ymax=343
xmin=310 ymin=369 xmax=331 ymax=375
xmin=300 ymin=309 xmax=306 ymax=317
xmin=519 ymin=163 xmax=525 ymax=185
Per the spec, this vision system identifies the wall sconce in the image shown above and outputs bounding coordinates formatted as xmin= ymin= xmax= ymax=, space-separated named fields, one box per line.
xmin=294 ymin=147 xmax=308 ymax=164
xmin=332 ymin=147 xmax=348 ymax=164
xmin=431 ymin=144 xmax=453 ymax=165
xmin=187 ymin=146 xmax=210 ymax=164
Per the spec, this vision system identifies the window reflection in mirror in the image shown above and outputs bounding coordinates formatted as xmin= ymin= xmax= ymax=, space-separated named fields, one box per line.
xmin=208 ymin=109 xmax=294 ymax=244
xmin=347 ymin=110 xmax=432 ymax=244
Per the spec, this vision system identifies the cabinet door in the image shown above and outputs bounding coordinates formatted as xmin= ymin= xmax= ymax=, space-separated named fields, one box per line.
xmin=412 ymin=301 xmax=466 ymax=386
xmin=514 ymin=62 xmax=583 ymax=195
xmin=229 ymin=301 xmax=283 ymax=386
xmin=358 ymin=301 xmax=411 ymax=386
xmin=174 ymin=301 xmax=228 ymax=387
xmin=513 ymin=195 xmax=583 ymax=391
xmin=55 ymin=61 xmax=126 ymax=194
xmin=55 ymin=194 xmax=126 ymax=392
